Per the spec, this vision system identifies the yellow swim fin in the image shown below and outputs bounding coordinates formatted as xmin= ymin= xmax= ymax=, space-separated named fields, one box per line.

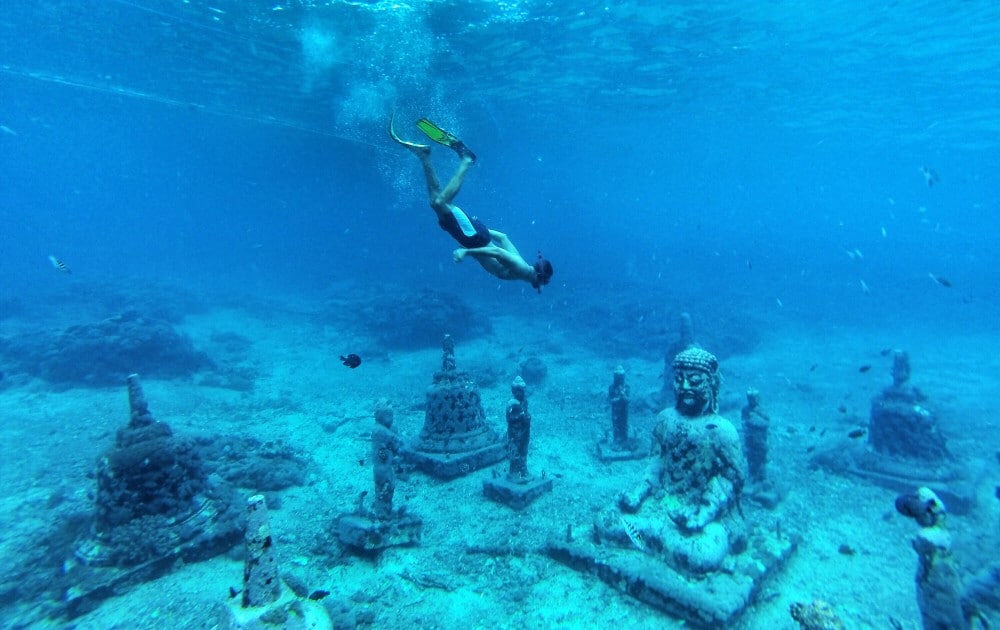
xmin=416 ymin=118 xmax=476 ymax=161
xmin=416 ymin=118 xmax=458 ymax=146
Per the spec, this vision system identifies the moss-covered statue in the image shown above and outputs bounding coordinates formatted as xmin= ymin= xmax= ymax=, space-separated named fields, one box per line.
xmin=597 ymin=347 xmax=747 ymax=574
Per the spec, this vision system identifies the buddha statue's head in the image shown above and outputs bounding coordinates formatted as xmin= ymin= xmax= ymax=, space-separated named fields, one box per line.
xmin=671 ymin=347 xmax=722 ymax=416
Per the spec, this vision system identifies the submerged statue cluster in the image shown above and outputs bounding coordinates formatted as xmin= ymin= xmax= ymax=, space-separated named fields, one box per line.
xmin=45 ymin=310 xmax=997 ymax=629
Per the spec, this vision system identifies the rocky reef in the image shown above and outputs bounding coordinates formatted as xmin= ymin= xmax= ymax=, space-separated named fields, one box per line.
xmin=0 ymin=310 xmax=212 ymax=387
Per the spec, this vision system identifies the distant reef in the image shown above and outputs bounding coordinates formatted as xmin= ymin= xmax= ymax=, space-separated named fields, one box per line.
xmin=333 ymin=286 xmax=492 ymax=349
xmin=0 ymin=310 xmax=213 ymax=387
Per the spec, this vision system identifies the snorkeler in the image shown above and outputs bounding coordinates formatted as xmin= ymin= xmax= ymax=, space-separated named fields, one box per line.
xmin=389 ymin=115 xmax=554 ymax=292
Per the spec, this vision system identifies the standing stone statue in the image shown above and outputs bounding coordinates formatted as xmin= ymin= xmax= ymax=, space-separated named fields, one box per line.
xmin=337 ymin=400 xmax=422 ymax=551
xmin=483 ymin=376 xmax=553 ymax=509
xmin=742 ymin=387 xmax=782 ymax=508
xmin=597 ymin=366 xmax=647 ymax=461
xmin=506 ymin=376 xmax=531 ymax=480
xmin=372 ymin=399 xmax=402 ymax=519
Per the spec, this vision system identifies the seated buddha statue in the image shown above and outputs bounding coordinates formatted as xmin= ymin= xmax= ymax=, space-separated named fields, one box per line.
xmin=597 ymin=347 xmax=747 ymax=574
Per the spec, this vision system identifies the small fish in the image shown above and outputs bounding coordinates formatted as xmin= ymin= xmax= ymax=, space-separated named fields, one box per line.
xmin=881 ymin=226 xmax=887 ymax=238
xmin=620 ymin=516 xmax=646 ymax=552
xmin=848 ymin=428 xmax=866 ymax=439
xmin=747 ymin=260 xmax=753 ymax=270
xmin=809 ymin=364 xmax=818 ymax=372
xmin=860 ymin=279 xmax=870 ymax=295
xmin=809 ymin=425 xmax=816 ymax=433
xmin=858 ymin=365 xmax=871 ymax=373
xmin=308 ymin=590 xmax=330 ymax=601
xmin=228 ymin=586 xmax=240 ymax=599
xmin=0 ymin=124 xmax=16 ymax=136
xmin=806 ymin=445 xmax=816 ymax=453
xmin=706 ymin=423 xmax=718 ymax=430
xmin=48 ymin=255 xmax=71 ymax=274
xmin=928 ymin=273 xmax=952 ymax=288
xmin=920 ymin=166 xmax=940 ymax=187
xmin=340 ymin=353 xmax=362 ymax=368
xmin=837 ymin=405 xmax=848 ymax=413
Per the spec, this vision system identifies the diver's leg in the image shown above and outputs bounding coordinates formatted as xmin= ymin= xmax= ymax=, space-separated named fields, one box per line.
xmin=435 ymin=156 xmax=475 ymax=206
xmin=389 ymin=115 xmax=447 ymax=212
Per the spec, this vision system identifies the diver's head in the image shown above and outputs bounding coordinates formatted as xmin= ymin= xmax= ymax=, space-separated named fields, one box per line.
xmin=531 ymin=253 xmax=554 ymax=293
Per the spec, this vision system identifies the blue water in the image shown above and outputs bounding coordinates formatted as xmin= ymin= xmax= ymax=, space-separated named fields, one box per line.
xmin=2 ymin=0 xmax=999 ymax=627
xmin=3 ymin=0 xmax=998 ymax=308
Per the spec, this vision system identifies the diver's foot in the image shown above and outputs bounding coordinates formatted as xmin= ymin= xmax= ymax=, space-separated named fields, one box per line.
xmin=388 ymin=113 xmax=430 ymax=156
xmin=452 ymin=141 xmax=477 ymax=163
xmin=453 ymin=248 xmax=467 ymax=263
xmin=416 ymin=117 xmax=476 ymax=162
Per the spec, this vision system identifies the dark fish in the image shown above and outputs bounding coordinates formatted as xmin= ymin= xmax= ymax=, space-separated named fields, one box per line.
xmin=858 ymin=365 xmax=871 ymax=373
xmin=806 ymin=445 xmax=816 ymax=453
xmin=706 ymin=423 xmax=717 ymax=430
xmin=928 ymin=273 xmax=952 ymax=288
xmin=48 ymin=254 xmax=71 ymax=274
xmin=340 ymin=353 xmax=362 ymax=368
xmin=809 ymin=364 xmax=818 ymax=372
xmin=308 ymin=590 xmax=330 ymax=601
xmin=837 ymin=405 xmax=847 ymax=413
xmin=848 ymin=428 xmax=866 ymax=439
xmin=228 ymin=586 xmax=240 ymax=599
xmin=747 ymin=260 xmax=753 ymax=271
xmin=809 ymin=425 xmax=816 ymax=433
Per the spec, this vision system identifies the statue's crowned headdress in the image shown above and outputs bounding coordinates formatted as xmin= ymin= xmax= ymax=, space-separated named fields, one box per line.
xmin=671 ymin=347 xmax=722 ymax=414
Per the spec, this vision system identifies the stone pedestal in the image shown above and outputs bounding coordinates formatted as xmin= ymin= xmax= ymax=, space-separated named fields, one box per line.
xmin=336 ymin=512 xmax=423 ymax=551
xmin=404 ymin=335 xmax=504 ymax=478
xmin=483 ymin=475 xmax=553 ymax=510
xmin=548 ymin=529 xmax=796 ymax=627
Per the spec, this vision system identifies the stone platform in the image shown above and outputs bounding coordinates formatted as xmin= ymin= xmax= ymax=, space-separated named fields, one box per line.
xmin=547 ymin=529 xmax=796 ymax=628
xmin=405 ymin=441 xmax=505 ymax=479
xmin=596 ymin=437 xmax=648 ymax=462
xmin=336 ymin=513 xmax=422 ymax=551
xmin=813 ymin=442 xmax=974 ymax=514
xmin=482 ymin=475 xmax=553 ymax=510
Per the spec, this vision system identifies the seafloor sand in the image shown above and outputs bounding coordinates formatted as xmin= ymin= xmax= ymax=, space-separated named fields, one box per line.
xmin=1 ymin=294 xmax=998 ymax=629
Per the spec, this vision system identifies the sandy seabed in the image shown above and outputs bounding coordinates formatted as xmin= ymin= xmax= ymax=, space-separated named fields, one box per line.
xmin=1 ymin=297 xmax=998 ymax=630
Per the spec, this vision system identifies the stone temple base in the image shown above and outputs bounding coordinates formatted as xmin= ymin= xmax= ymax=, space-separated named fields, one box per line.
xmin=596 ymin=438 xmax=649 ymax=462
xmin=220 ymin=581 xmax=332 ymax=630
xmin=404 ymin=442 xmax=505 ymax=479
xmin=336 ymin=513 xmax=422 ymax=551
xmin=482 ymin=475 xmax=553 ymax=510
xmin=812 ymin=441 xmax=974 ymax=514
xmin=547 ymin=529 xmax=796 ymax=628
